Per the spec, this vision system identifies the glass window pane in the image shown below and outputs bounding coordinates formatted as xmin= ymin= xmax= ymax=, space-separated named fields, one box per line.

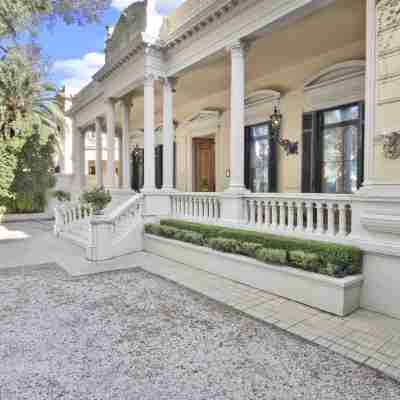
xmin=248 ymin=124 xmax=271 ymax=193
xmin=323 ymin=105 xmax=359 ymax=125
xmin=321 ymin=121 xmax=359 ymax=194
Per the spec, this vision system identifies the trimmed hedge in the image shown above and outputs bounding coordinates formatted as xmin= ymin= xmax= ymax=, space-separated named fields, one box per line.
xmin=160 ymin=219 xmax=362 ymax=274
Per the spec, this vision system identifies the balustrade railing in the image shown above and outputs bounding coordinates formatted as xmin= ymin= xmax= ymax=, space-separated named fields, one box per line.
xmin=171 ymin=193 xmax=221 ymax=222
xmin=87 ymin=194 xmax=144 ymax=261
xmin=243 ymin=194 xmax=353 ymax=239
xmin=54 ymin=202 xmax=93 ymax=235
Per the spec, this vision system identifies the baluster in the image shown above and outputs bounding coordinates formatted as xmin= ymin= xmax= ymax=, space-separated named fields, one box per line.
xmin=265 ymin=201 xmax=271 ymax=227
xmin=206 ymin=198 xmax=210 ymax=220
xmin=288 ymin=201 xmax=295 ymax=231
xmin=257 ymin=200 xmax=263 ymax=228
xmin=248 ymin=200 xmax=255 ymax=226
xmin=316 ymin=203 xmax=325 ymax=235
xmin=338 ymin=204 xmax=348 ymax=237
xmin=271 ymin=201 xmax=278 ymax=229
xmin=294 ymin=201 xmax=301 ymax=231
xmin=277 ymin=201 xmax=285 ymax=229
xmin=306 ymin=202 xmax=314 ymax=233
xmin=327 ymin=203 xmax=336 ymax=236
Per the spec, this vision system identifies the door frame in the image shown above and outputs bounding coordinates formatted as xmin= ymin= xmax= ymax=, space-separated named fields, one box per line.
xmin=192 ymin=137 xmax=216 ymax=192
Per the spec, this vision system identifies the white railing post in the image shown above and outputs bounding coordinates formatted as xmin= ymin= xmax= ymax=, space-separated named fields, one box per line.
xmin=327 ymin=202 xmax=336 ymax=236
xmin=316 ymin=203 xmax=325 ymax=235
xmin=338 ymin=204 xmax=348 ymax=237
xmin=288 ymin=201 xmax=295 ymax=231
xmin=306 ymin=202 xmax=314 ymax=233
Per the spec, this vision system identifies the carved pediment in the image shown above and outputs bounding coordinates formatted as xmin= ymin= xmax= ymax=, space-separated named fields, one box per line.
xmin=304 ymin=61 xmax=366 ymax=112
xmin=183 ymin=109 xmax=221 ymax=127
xmin=106 ymin=2 xmax=147 ymax=62
xmin=305 ymin=61 xmax=365 ymax=91
xmin=245 ymin=89 xmax=280 ymax=108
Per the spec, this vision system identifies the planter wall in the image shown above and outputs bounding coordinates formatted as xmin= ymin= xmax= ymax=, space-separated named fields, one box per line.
xmin=145 ymin=234 xmax=364 ymax=316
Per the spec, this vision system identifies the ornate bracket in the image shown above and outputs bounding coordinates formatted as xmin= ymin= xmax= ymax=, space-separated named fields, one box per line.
xmin=382 ymin=131 xmax=400 ymax=159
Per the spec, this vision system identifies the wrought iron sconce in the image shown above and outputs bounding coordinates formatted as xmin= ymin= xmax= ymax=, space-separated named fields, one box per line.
xmin=270 ymin=105 xmax=299 ymax=156
xmin=132 ymin=144 xmax=143 ymax=162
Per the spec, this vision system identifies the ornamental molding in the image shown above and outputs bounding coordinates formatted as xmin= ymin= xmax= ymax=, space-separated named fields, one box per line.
xmin=361 ymin=213 xmax=400 ymax=236
xmin=181 ymin=109 xmax=222 ymax=134
xmin=163 ymin=0 xmax=243 ymax=51
xmin=375 ymin=131 xmax=400 ymax=159
xmin=245 ymin=89 xmax=281 ymax=109
xmin=304 ymin=60 xmax=365 ymax=112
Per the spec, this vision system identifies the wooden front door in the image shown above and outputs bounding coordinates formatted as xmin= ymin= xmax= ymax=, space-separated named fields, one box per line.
xmin=193 ymin=138 xmax=216 ymax=192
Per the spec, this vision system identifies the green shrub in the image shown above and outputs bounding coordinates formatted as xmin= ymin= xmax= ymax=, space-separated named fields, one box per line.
xmin=160 ymin=225 xmax=179 ymax=239
xmin=160 ymin=219 xmax=362 ymax=273
xmin=289 ymin=251 xmax=321 ymax=272
xmin=81 ymin=187 xmax=112 ymax=213
xmin=237 ymin=242 xmax=263 ymax=258
xmin=52 ymin=190 xmax=71 ymax=203
xmin=173 ymin=229 xmax=205 ymax=245
xmin=208 ymin=238 xmax=239 ymax=253
xmin=145 ymin=224 xmax=162 ymax=236
xmin=256 ymin=248 xmax=288 ymax=265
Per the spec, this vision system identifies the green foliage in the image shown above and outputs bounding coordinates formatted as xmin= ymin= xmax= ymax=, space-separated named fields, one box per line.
xmin=52 ymin=190 xmax=71 ymax=202
xmin=237 ymin=242 xmax=263 ymax=258
xmin=174 ymin=230 xmax=205 ymax=246
xmin=0 ymin=0 xmax=110 ymax=38
xmin=0 ymin=139 xmax=18 ymax=200
xmin=145 ymin=223 xmax=205 ymax=246
xmin=4 ymin=132 xmax=56 ymax=213
xmin=209 ymin=238 xmax=239 ymax=254
xmin=255 ymin=248 xmax=288 ymax=265
xmin=160 ymin=219 xmax=363 ymax=273
xmin=81 ymin=187 xmax=112 ymax=213
xmin=289 ymin=251 xmax=321 ymax=272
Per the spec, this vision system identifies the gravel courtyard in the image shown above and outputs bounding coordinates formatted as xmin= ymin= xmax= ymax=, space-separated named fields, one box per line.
xmin=1 ymin=265 xmax=400 ymax=399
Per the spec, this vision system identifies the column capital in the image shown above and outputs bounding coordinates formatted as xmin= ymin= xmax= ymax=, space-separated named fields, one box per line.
xmin=226 ymin=39 xmax=251 ymax=56
xmin=163 ymin=77 xmax=178 ymax=89
xmin=144 ymin=73 xmax=156 ymax=87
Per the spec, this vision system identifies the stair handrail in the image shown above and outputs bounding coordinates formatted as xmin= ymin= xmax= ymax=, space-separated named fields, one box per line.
xmin=54 ymin=201 xmax=93 ymax=236
xmin=89 ymin=193 xmax=143 ymax=226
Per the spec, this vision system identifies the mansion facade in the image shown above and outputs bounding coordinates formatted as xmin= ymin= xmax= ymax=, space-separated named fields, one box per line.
xmin=57 ymin=0 xmax=400 ymax=320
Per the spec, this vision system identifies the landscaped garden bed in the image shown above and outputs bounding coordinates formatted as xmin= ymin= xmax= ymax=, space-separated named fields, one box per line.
xmin=144 ymin=220 xmax=364 ymax=316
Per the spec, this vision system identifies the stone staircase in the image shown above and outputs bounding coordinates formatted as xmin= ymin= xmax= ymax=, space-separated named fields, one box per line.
xmin=54 ymin=190 xmax=144 ymax=260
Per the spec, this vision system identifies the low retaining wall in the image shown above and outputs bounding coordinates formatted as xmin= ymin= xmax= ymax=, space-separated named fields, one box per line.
xmin=144 ymin=234 xmax=364 ymax=316
xmin=0 ymin=213 xmax=52 ymax=223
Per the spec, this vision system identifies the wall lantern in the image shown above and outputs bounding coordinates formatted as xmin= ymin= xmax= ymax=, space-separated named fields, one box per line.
xmin=133 ymin=144 xmax=143 ymax=161
xmin=270 ymin=104 xmax=299 ymax=156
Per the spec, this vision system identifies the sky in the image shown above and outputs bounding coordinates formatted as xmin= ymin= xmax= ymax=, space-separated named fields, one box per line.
xmin=40 ymin=0 xmax=185 ymax=96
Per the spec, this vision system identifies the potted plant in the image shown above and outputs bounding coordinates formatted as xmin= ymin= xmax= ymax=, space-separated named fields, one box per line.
xmin=52 ymin=190 xmax=71 ymax=203
xmin=81 ymin=186 xmax=112 ymax=215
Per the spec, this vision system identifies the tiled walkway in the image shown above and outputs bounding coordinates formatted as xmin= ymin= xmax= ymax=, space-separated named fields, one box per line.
xmin=140 ymin=253 xmax=400 ymax=382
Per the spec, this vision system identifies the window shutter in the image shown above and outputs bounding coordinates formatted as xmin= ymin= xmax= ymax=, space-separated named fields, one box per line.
xmin=302 ymin=112 xmax=317 ymax=193
xmin=244 ymin=126 xmax=251 ymax=190
xmin=269 ymin=128 xmax=277 ymax=193
xmin=155 ymin=144 xmax=163 ymax=189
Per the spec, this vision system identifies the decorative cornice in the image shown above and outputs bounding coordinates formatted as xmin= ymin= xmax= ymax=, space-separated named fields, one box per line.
xmin=164 ymin=0 xmax=243 ymax=51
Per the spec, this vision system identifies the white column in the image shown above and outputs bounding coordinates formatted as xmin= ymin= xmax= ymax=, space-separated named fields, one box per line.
xmin=121 ymin=98 xmax=132 ymax=190
xmin=105 ymin=99 xmax=116 ymax=188
xmin=72 ymin=119 xmax=85 ymax=191
xmin=143 ymin=74 xmax=156 ymax=191
xmin=163 ymin=77 xmax=175 ymax=191
xmin=118 ymin=134 xmax=123 ymax=188
xmin=227 ymin=40 xmax=248 ymax=193
xmin=95 ymin=117 xmax=103 ymax=188
xmin=363 ymin=0 xmax=377 ymax=187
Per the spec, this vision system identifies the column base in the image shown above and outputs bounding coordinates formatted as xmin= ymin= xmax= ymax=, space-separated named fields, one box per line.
xmin=224 ymin=185 xmax=250 ymax=195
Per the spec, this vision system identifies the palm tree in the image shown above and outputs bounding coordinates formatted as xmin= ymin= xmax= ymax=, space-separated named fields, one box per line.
xmin=0 ymin=48 xmax=63 ymax=141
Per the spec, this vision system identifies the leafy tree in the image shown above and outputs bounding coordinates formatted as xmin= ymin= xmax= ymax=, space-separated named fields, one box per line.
xmin=0 ymin=0 xmax=111 ymax=39
xmin=7 ymin=131 xmax=56 ymax=213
